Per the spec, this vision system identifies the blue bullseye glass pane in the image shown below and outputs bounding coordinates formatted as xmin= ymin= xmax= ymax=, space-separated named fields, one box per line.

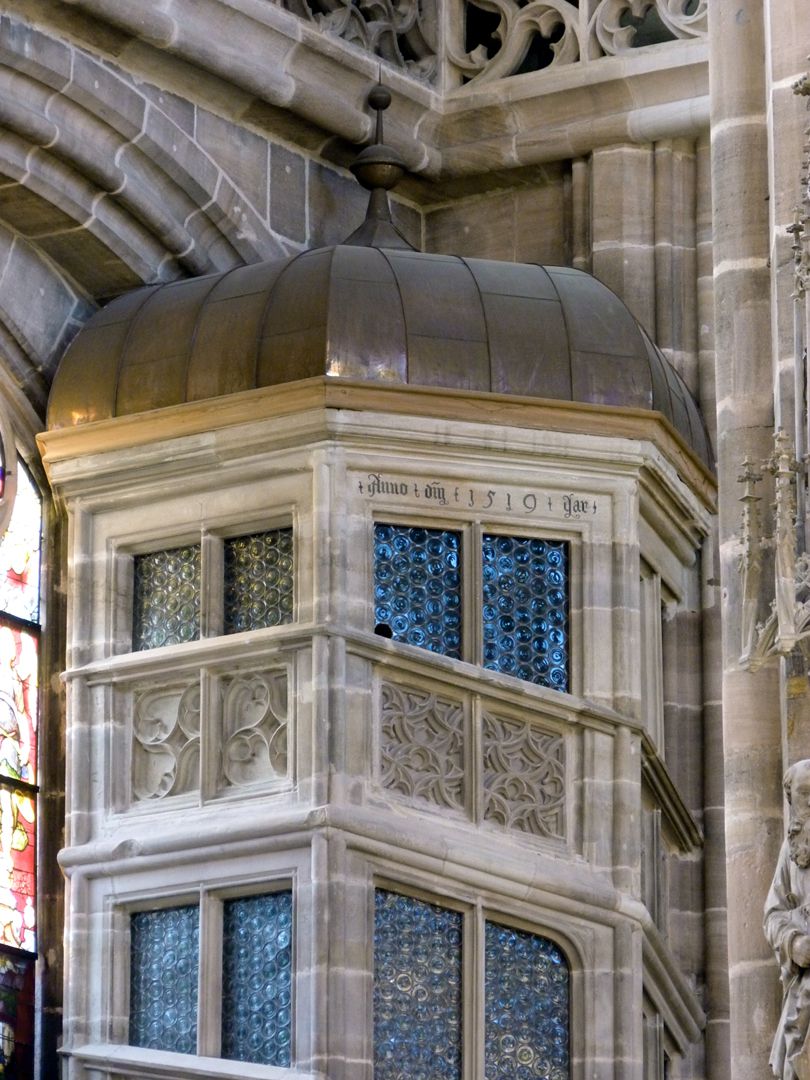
xmin=374 ymin=525 xmax=462 ymax=659
xmin=221 ymin=891 xmax=293 ymax=1066
xmin=224 ymin=528 xmax=294 ymax=634
xmin=129 ymin=905 xmax=199 ymax=1054
xmin=374 ymin=890 xmax=462 ymax=1080
xmin=133 ymin=545 xmax=201 ymax=650
xmin=482 ymin=536 xmax=568 ymax=690
xmin=485 ymin=921 xmax=570 ymax=1080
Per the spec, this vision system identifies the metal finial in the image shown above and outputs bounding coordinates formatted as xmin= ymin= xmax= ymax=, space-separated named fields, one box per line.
xmin=350 ymin=82 xmax=405 ymax=194
xmin=343 ymin=81 xmax=414 ymax=250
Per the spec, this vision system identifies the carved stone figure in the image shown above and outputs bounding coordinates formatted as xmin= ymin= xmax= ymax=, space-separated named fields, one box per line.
xmin=765 ymin=760 xmax=810 ymax=1079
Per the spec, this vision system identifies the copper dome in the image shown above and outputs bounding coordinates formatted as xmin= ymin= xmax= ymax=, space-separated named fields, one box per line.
xmin=47 ymin=245 xmax=711 ymax=467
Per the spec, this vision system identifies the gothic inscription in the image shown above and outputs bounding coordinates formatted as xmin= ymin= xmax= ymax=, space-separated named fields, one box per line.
xmin=358 ymin=472 xmax=600 ymax=520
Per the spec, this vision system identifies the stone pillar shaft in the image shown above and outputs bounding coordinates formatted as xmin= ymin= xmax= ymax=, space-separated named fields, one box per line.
xmin=709 ymin=1 xmax=782 ymax=1075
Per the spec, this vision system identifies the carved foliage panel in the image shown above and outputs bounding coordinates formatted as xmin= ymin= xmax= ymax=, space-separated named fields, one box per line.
xmin=482 ymin=710 xmax=565 ymax=840
xmin=379 ymin=680 xmax=566 ymax=842
xmin=380 ymin=682 xmax=466 ymax=811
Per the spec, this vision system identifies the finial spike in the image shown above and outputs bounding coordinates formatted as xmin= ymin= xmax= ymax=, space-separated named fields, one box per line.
xmin=342 ymin=80 xmax=414 ymax=250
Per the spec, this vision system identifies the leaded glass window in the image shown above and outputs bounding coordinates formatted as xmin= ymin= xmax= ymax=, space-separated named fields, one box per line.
xmin=373 ymin=890 xmax=463 ymax=1080
xmin=129 ymin=887 xmax=294 ymax=1063
xmin=482 ymin=535 xmax=568 ymax=690
xmin=129 ymin=905 xmax=200 ymax=1055
xmin=131 ymin=526 xmax=296 ymax=650
xmin=224 ymin=529 xmax=294 ymax=634
xmin=373 ymin=889 xmax=570 ymax=1080
xmin=133 ymin=545 xmax=201 ymax=650
xmin=221 ymin=891 xmax=293 ymax=1065
xmin=484 ymin=921 xmax=569 ymax=1079
xmin=373 ymin=525 xmax=462 ymax=657
xmin=372 ymin=523 xmax=570 ymax=691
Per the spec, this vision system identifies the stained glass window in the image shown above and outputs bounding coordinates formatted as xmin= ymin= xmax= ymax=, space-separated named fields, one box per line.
xmin=373 ymin=889 xmax=463 ymax=1080
xmin=0 ymin=461 xmax=41 ymax=1076
xmin=484 ymin=921 xmax=569 ymax=1080
xmin=132 ymin=544 xmax=201 ymax=650
xmin=221 ymin=891 xmax=293 ymax=1065
xmin=0 ymin=468 xmax=40 ymax=625
xmin=130 ymin=905 xmax=200 ymax=1054
xmin=482 ymin=536 xmax=569 ymax=690
xmin=0 ymin=466 xmax=40 ymax=963
xmin=224 ymin=529 xmax=294 ymax=634
xmin=0 ymin=953 xmax=33 ymax=1078
xmin=373 ymin=525 xmax=462 ymax=658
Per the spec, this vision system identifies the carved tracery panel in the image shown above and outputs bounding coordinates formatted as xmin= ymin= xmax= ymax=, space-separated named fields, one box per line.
xmin=276 ymin=0 xmax=438 ymax=83
xmin=131 ymin=684 xmax=201 ymax=801
xmin=219 ymin=670 xmax=289 ymax=790
xmin=482 ymin=710 xmax=565 ymax=839
xmin=449 ymin=0 xmax=707 ymax=85
xmin=380 ymin=681 xmax=466 ymax=811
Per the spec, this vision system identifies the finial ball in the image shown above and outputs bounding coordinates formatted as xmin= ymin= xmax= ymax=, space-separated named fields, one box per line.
xmin=368 ymin=85 xmax=391 ymax=111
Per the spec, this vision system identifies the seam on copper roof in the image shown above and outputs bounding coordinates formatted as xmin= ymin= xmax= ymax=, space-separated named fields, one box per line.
xmin=112 ymin=284 xmax=163 ymax=421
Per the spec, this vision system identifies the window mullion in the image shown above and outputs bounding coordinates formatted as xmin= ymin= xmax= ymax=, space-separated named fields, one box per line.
xmin=467 ymin=901 xmax=484 ymax=1080
xmin=199 ymin=669 xmax=216 ymax=803
xmin=197 ymin=889 xmax=222 ymax=1059
xmin=201 ymin=531 xmax=224 ymax=640
xmin=468 ymin=522 xmax=481 ymax=668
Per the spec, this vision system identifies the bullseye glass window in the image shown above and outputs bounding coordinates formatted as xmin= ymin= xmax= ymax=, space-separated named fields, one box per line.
xmin=129 ymin=905 xmax=200 ymax=1055
xmin=373 ymin=889 xmax=462 ymax=1080
xmin=133 ymin=545 xmax=201 ymax=650
xmin=373 ymin=525 xmax=462 ymax=658
xmin=372 ymin=889 xmax=570 ymax=1080
xmin=221 ymin=891 xmax=293 ymax=1065
xmin=131 ymin=526 xmax=295 ymax=651
xmin=482 ymin=535 xmax=568 ymax=690
xmin=129 ymin=886 xmax=295 ymax=1063
xmin=224 ymin=529 xmax=294 ymax=634
xmin=484 ymin=921 xmax=570 ymax=1080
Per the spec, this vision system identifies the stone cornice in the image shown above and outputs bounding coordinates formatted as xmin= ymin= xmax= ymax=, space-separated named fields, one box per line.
xmin=37 ymin=377 xmax=717 ymax=509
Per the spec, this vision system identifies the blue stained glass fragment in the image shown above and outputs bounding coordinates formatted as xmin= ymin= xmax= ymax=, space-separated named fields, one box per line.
xmin=221 ymin=891 xmax=293 ymax=1066
xmin=129 ymin=906 xmax=199 ymax=1055
xmin=373 ymin=890 xmax=462 ymax=1080
xmin=374 ymin=525 xmax=462 ymax=658
xmin=482 ymin=536 xmax=568 ymax=690
xmin=485 ymin=922 xmax=570 ymax=1080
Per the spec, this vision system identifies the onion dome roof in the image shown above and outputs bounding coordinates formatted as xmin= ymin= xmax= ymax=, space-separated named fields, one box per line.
xmin=47 ymin=247 xmax=712 ymax=468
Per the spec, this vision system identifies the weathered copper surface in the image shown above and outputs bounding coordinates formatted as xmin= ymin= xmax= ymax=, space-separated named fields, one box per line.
xmin=47 ymin=247 xmax=712 ymax=466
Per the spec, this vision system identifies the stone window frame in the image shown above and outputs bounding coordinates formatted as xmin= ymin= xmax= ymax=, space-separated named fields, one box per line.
xmin=110 ymin=873 xmax=300 ymax=1064
xmin=111 ymin=510 xmax=298 ymax=657
xmin=370 ymin=511 xmax=581 ymax=697
xmin=369 ymin=873 xmax=576 ymax=1080
xmin=98 ymin=507 xmax=299 ymax=818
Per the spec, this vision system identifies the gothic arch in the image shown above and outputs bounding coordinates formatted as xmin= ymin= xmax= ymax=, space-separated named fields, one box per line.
xmin=0 ymin=16 xmax=297 ymax=423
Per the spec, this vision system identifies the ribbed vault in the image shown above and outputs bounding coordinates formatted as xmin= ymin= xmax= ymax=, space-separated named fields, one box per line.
xmin=0 ymin=15 xmax=294 ymax=424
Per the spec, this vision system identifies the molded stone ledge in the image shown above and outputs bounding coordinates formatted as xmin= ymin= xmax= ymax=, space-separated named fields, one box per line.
xmin=17 ymin=0 xmax=707 ymax=181
xmin=65 ymin=1042 xmax=316 ymax=1079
